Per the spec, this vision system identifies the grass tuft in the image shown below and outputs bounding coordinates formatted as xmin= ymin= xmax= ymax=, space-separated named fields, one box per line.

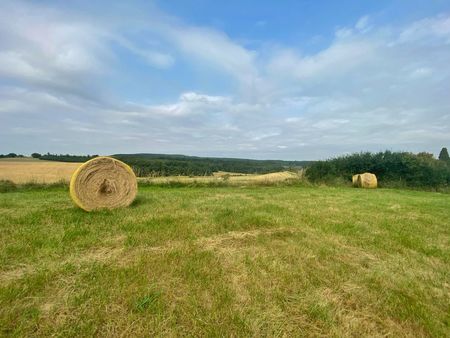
xmin=134 ymin=290 xmax=163 ymax=313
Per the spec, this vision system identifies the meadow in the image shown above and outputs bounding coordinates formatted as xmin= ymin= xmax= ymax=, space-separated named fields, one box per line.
xmin=1 ymin=184 xmax=449 ymax=336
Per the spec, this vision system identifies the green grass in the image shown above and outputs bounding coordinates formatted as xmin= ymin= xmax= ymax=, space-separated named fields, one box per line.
xmin=0 ymin=186 xmax=449 ymax=337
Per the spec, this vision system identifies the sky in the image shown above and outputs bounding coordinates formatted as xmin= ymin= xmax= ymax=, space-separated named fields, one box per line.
xmin=1 ymin=0 xmax=450 ymax=160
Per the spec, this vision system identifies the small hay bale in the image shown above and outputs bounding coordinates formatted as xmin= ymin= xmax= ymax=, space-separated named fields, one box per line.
xmin=70 ymin=157 xmax=137 ymax=211
xmin=352 ymin=174 xmax=360 ymax=187
xmin=355 ymin=172 xmax=377 ymax=189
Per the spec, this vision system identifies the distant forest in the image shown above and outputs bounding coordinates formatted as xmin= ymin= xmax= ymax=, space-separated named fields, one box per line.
xmin=38 ymin=153 xmax=99 ymax=162
xmin=0 ymin=153 xmax=25 ymax=158
xmin=26 ymin=152 xmax=311 ymax=176
xmin=113 ymin=154 xmax=311 ymax=176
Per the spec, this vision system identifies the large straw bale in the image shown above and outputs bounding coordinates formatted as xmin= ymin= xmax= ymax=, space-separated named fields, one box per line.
xmin=355 ymin=172 xmax=377 ymax=188
xmin=70 ymin=157 xmax=137 ymax=211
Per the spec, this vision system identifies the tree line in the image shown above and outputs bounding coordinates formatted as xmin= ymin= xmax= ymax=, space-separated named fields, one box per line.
xmin=0 ymin=153 xmax=99 ymax=161
xmin=306 ymin=148 xmax=450 ymax=189
xmin=112 ymin=154 xmax=311 ymax=177
xmin=36 ymin=153 xmax=99 ymax=162
xmin=0 ymin=152 xmax=310 ymax=176
xmin=0 ymin=153 xmax=25 ymax=158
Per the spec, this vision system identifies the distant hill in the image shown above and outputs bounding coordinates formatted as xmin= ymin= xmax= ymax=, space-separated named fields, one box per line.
xmin=112 ymin=153 xmax=313 ymax=177
xmin=35 ymin=152 xmax=313 ymax=176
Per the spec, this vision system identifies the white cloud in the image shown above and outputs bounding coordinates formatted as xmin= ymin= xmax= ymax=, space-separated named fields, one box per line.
xmin=267 ymin=38 xmax=376 ymax=81
xmin=248 ymin=131 xmax=281 ymax=141
xmin=312 ymin=119 xmax=350 ymax=130
xmin=180 ymin=92 xmax=229 ymax=103
xmin=398 ymin=15 xmax=450 ymax=44
xmin=122 ymin=92 xmax=232 ymax=117
xmin=355 ymin=15 xmax=370 ymax=31
xmin=409 ymin=67 xmax=433 ymax=79
xmin=161 ymin=24 xmax=259 ymax=90
xmin=335 ymin=28 xmax=353 ymax=39
xmin=0 ymin=2 xmax=449 ymax=159
xmin=111 ymin=36 xmax=175 ymax=69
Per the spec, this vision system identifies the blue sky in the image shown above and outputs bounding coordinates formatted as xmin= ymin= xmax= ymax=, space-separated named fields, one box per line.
xmin=1 ymin=0 xmax=450 ymax=159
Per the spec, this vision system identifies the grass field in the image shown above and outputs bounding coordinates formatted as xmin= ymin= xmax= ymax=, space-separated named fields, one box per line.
xmin=1 ymin=185 xmax=449 ymax=336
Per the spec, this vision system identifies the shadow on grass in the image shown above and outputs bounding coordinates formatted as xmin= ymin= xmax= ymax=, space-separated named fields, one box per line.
xmin=0 ymin=179 xmax=69 ymax=193
xmin=130 ymin=194 xmax=148 ymax=208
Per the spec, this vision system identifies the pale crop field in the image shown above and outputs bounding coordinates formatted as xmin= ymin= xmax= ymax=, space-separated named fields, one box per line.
xmin=139 ymin=171 xmax=301 ymax=185
xmin=0 ymin=158 xmax=81 ymax=184
xmin=0 ymin=158 xmax=300 ymax=185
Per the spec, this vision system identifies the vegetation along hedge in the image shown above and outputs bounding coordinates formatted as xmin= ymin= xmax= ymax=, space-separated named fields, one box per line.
xmin=306 ymin=151 xmax=450 ymax=189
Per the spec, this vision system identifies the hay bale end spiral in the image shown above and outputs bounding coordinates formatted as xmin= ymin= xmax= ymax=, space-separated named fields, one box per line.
xmin=70 ymin=157 xmax=137 ymax=211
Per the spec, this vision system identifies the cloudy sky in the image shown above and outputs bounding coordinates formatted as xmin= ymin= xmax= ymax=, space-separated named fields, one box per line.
xmin=1 ymin=0 xmax=450 ymax=160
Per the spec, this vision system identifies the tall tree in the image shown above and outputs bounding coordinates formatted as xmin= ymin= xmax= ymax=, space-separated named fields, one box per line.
xmin=438 ymin=147 xmax=450 ymax=161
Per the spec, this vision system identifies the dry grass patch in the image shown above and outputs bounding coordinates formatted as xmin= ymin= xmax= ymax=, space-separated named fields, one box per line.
xmin=139 ymin=170 xmax=302 ymax=186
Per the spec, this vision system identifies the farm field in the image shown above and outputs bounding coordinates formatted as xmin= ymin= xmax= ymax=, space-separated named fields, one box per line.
xmin=1 ymin=185 xmax=449 ymax=336
xmin=139 ymin=170 xmax=301 ymax=186
xmin=0 ymin=158 xmax=300 ymax=185
xmin=0 ymin=158 xmax=81 ymax=184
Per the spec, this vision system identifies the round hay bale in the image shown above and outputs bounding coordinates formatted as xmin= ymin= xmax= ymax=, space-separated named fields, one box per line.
xmin=356 ymin=172 xmax=377 ymax=189
xmin=70 ymin=157 xmax=137 ymax=211
xmin=352 ymin=174 xmax=360 ymax=187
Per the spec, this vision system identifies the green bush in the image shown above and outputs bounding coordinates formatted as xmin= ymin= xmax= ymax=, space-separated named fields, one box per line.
xmin=305 ymin=151 xmax=450 ymax=189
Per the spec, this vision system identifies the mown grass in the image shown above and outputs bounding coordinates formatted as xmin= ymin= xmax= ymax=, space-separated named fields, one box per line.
xmin=0 ymin=185 xmax=449 ymax=337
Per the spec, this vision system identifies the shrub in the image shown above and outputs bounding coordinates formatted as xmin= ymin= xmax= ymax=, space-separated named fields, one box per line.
xmin=305 ymin=151 xmax=450 ymax=189
xmin=439 ymin=147 xmax=450 ymax=162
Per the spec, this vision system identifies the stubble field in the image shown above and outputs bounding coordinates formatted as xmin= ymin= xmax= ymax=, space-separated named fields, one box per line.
xmin=0 ymin=158 xmax=81 ymax=184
